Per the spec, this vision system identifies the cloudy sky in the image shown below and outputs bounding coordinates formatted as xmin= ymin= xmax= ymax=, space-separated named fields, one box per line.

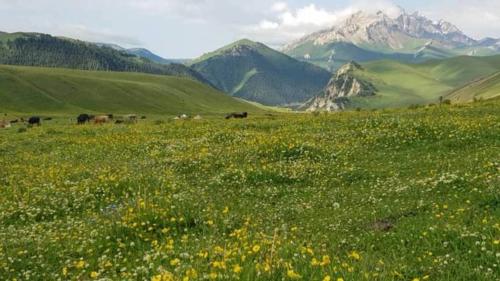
xmin=1 ymin=0 xmax=499 ymax=58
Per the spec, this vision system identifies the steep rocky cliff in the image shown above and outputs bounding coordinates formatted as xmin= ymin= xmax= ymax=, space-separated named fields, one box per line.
xmin=302 ymin=62 xmax=377 ymax=111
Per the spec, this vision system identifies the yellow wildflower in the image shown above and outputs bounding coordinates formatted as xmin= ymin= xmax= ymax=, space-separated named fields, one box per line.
xmin=323 ymin=276 xmax=331 ymax=281
xmin=233 ymin=264 xmax=242 ymax=273
xmin=170 ymin=258 xmax=180 ymax=266
xmin=348 ymin=251 xmax=361 ymax=260
xmin=252 ymin=245 xmax=261 ymax=253
xmin=151 ymin=272 xmax=174 ymax=281
xmin=90 ymin=271 xmax=99 ymax=279
xmin=321 ymin=255 xmax=331 ymax=266
xmin=186 ymin=268 xmax=198 ymax=278
xmin=287 ymin=269 xmax=302 ymax=279
xmin=75 ymin=260 xmax=85 ymax=269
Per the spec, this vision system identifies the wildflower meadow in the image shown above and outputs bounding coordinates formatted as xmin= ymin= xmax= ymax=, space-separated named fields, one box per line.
xmin=0 ymin=100 xmax=499 ymax=281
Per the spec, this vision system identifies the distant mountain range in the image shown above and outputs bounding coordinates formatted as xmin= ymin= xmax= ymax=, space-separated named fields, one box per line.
xmin=2 ymin=7 xmax=500 ymax=111
xmin=190 ymin=39 xmax=331 ymax=106
xmin=0 ymin=32 xmax=208 ymax=84
xmin=284 ymin=9 xmax=500 ymax=71
xmin=94 ymin=43 xmax=174 ymax=64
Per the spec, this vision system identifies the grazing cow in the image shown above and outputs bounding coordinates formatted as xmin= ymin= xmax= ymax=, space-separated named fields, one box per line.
xmin=141 ymin=116 xmax=147 ymax=120
xmin=125 ymin=114 xmax=138 ymax=123
xmin=77 ymin=114 xmax=92 ymax=125
xmin=225 ymin=112 xmax=248 ymax=119
xmin=28 ymin=116 xmax=41 ymax=126
xmin=10 ymin=119 xmax=19 ymax=124
xmin=174 ymin=114 xmax=190 ymax=120
xmin=0 ymin=120 xmax=11 ymax=128
xmin=193 ymin=115 xmax=203 ymax=120
xmin=94 ymin=115 xmax=111 ymax=124
xmin=115 ymin=120 xmax=125 ymax=124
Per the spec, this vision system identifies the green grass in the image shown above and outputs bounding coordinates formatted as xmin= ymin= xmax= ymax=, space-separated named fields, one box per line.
xmin=348 ymin=55 xmax=500 ymax=109
xmin=0 ymin=99 xmax=498 ymax=280
xmin=447 ymin=72 xmax=500 ymax=102
xmin=0 ymin=64 xmax=264 ymax=115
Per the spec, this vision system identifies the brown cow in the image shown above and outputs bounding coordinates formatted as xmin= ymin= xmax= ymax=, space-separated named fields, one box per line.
xmin=0 ymin=120 xmax=11 ymax=128
xmin=94 ymin=115 xmax=111 ymax=124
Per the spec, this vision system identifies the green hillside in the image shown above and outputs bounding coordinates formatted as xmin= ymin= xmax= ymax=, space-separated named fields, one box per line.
xmin=0 ymin=32 xmax=209 ymax=84
xmin=344 ymin=55 xmax=500 ymax=109
xmin=286 ymin=41 xmax=417 ymax=71
xmin=446 ymin=72 xmax=500 ymax=102
xmin=0 ymin=65 xmax=263 ymax=114
xmin=190 ymin=39 xmax=331 ymax=106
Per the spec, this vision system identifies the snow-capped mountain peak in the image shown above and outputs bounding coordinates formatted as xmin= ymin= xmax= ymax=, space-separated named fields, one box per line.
xmin=284 ymin=9 xmax=475 ymax=52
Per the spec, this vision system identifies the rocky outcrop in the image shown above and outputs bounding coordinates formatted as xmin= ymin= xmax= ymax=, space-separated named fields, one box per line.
xmin=302 ymin=62 xmax=377 ymax=112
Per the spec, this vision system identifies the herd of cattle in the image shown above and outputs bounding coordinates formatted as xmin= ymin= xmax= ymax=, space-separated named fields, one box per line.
xmin=0 ymin=112 xmax=249 ymax=129
xmin=76 ymin=114 xmax=141 ymax=124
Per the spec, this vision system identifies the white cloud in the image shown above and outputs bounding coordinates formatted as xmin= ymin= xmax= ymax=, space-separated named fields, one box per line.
xmin=271 ymin=2 xmax=288 ymax=13
xmin=420 ymin=0 xmax=500 ymax=40
xmin=241 ymin=3 xmax=357 ymax=46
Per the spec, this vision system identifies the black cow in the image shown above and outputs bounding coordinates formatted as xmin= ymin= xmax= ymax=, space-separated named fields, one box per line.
xmin=225 ymin=112 xmax=248 ymax=119
xmin=28 ymin=116 xmax=41 ymax=126
xmin=77 ymin=114 xmax=92 ymax=125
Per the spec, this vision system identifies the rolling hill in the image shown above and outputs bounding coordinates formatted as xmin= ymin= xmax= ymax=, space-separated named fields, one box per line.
xmin=0 ymin=32 xmax=209 ymax=84
xmin=446 ymin=72 xmax=500 ymax=102
xmin=304 ymin=55 xmax=500 ymax=111
xmin=190 ymin=39 xmax=331 ymax=106
xmin=0 ymin=65 xmax=263 ymax=114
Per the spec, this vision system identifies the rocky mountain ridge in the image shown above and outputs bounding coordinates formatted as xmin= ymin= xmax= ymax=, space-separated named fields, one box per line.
xmin=284 ymin=9 xmax=500 ymax=71
xmin=302 ymin=62 xmax=377 ymax=111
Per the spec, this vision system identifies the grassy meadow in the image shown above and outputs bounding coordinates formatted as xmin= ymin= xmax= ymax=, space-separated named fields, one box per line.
xmin=0 ymin=100 xmax=499 ymax=281
xmin=349 ymin=56 xmax=500 ymax=109
xmin=0 ymin=65 xmax=262 ymax=115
